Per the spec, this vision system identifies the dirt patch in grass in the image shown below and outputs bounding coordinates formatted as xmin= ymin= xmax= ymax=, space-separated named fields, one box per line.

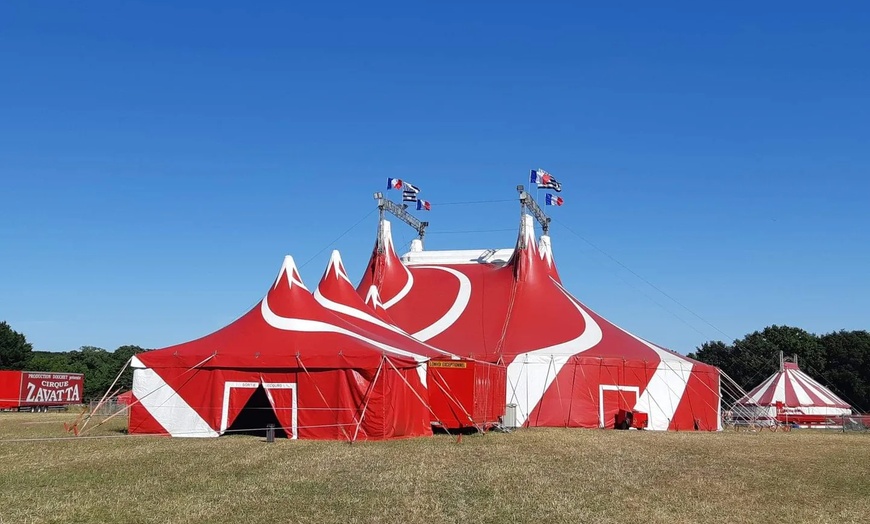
xmin=0 ymin=413 xmax=868 ymax=523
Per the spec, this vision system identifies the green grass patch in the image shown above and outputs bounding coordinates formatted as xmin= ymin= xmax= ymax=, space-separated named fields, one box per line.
xmin=0 ymin=413 xmax=868 ymax=523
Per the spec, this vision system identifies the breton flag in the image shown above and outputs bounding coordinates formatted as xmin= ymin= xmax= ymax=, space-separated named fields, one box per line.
xmin=416 ymin=199 xmax=431 ymax=211
xmin=545 ymin=194 xmax=564 ymax=206
xmin=403 ymin=181 xmax=421 ymax=194
xmin=387 ymin=178 xmax=403 ymax=190
xmin=402 ymin=190 xmax=418 ymax=202
xmin=530 ymin=169 xmax=562 ymax=192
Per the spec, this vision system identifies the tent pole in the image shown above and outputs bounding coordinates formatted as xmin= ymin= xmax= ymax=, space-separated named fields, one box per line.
xmin=79 ymin=357 xmax=132 ymax=433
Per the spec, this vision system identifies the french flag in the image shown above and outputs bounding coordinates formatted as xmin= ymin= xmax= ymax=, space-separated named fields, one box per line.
xmin=416 ymin=199 xmax=431 ymax=211
xmin=545 ymin=194 xmax=564 ymax=206
xmin=387 ymin=178 xmax=403 ymax=190
xmin=530 ymin=169 xmax=553 ymax=185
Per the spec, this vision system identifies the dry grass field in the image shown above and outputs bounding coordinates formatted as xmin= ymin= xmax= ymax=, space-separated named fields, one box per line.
xmin=0 ymin=412 xmax=868 ymax=524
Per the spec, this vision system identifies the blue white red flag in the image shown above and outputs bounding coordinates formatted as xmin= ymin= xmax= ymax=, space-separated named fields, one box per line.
xmin=416 ymin=199 xmax=431 ymax=211
xmin=545 ymin=194 xmax=564 ymax=206
xmin=530 ymin=169 xmax=548 ymax=185
xmin=387 ymin=178 xmax=403 ymax=190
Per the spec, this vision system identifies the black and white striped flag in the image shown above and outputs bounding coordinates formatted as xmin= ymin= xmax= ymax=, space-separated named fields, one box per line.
xmin=540 ymin=176 xmax=562 ymax=192
xmin=402 ymin=190 xmax=418 ymax=202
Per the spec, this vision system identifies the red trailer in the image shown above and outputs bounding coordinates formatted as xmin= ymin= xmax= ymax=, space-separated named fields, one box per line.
xmin=0 ymin=371 xmax=84 ymax=411
xmin=427 ymin=359 xmax=506 ymax=430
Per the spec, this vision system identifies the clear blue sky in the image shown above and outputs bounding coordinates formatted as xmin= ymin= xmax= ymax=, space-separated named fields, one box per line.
xmin=2 ymin=1 xmax=868 ymax=354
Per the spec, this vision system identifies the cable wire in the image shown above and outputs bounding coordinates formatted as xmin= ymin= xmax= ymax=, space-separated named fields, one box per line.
xmin=551 ymin=216 xmax=734 ymax=342
xmin=427 ymin=228 xmax=517 ymax=235
xmin=432 ymin=199 xmax=515 ymax=206
xmin=299 ymin=208 xmax=377 ymax=269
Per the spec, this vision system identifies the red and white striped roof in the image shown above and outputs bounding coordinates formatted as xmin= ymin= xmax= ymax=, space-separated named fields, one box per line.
xmin=741 ymin=361 xmax=850 ymax=413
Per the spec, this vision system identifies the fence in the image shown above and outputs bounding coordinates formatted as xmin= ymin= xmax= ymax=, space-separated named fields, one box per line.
xmin=87 ymin=399 xmax=129 ymax=417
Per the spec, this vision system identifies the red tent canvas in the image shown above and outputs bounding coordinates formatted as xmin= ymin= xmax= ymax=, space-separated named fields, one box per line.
xmin=116 ymin=390 xmax=133 ymax=405
xmin=129 ymin=256 xmax=432 ymax=440
xmin=357 ymin=217 xmax=721 ymax=431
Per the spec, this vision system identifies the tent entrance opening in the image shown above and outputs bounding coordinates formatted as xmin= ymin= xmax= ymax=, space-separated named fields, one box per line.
xmin=225 ymin=386 xmax=288 ymax=438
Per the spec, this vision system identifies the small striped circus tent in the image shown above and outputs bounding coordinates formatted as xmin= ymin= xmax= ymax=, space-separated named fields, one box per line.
xmin=736 ymin=355 xmax=851 ymax=425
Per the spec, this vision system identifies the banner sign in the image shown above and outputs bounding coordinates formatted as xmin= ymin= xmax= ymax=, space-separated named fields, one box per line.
xmin=19 ymin=372 xmax=84 ymax=406
xmin=429 ymin=361 xmax=468 ymax=369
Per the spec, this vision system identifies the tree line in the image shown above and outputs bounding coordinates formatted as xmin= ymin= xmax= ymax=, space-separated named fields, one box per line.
xmin=688 ymin=325 xmax=870 ymax=412
xmin=3 ymin=321 xmax=869 ymax=411
xmin=1 ymin=321 xmax=146 ymax=400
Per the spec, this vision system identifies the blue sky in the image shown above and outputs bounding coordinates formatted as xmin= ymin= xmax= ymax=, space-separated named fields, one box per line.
xmin=1 ymin=1 xmax=868 ymax=354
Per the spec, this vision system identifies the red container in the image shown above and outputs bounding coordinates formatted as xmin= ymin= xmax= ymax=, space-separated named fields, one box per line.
xmin=615 ymin=409 xmax=648 ymax=430
xmin=0 ymin=371 xmax=84 ymax=410
xmin=427 ymin=359 xmax=506 ymax=430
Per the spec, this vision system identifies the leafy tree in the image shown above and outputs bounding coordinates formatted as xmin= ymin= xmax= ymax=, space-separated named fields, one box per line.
xmin=112 ymin=345 xmax=147 ymax=391
xmin=24 ymin=344 xmax=149 ymax=400
xmin=819 ymin=330 xmax=870 ymax=412
xmin=26 ymin=351 xmax=75 ymax=373
xmin=689 ymin=325 xmax=823 ymax=390
xmin=732 ymin=325 xmax=825 ymax=389
xmin=0 ymin=321 xmax=33 ymax=370
xmin=66 ymin=346 xmax=114 ymax=398
xmin=688 ymin=340 xmax=732 ymax=372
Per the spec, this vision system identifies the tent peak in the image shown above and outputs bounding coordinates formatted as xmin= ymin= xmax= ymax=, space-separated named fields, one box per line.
xmin=520 ymin=214 xmax=537 ymax=252
xmin=364 ymin=285 xmax=384 ymax=309
xmin=275 ymin=255 xmax=307 ymax=291
xmin=326 ymin=250 xmax=352 ymax=283
xmin=538 ymin=233 xmax=562 ymax=282
xmin=538 ymin=234 xmax=554 ymax=266
xmin=378 ymin=219 xmax=396 ymax=255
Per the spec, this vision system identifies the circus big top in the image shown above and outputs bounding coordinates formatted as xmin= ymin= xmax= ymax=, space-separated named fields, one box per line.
xmin=127 ymin=184 xmax=722 ymax=438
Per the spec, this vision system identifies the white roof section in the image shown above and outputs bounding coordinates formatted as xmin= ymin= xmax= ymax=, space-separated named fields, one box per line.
xmin=401 ymin=248 xmax=515 ymax=266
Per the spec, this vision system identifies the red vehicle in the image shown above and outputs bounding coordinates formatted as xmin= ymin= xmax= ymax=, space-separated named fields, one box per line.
xmin=0 ymin=371 xmax=84 ymax=411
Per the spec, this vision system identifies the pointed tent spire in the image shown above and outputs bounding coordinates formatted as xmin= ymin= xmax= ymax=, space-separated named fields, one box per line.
xmin=363 ymin=285 xmax=396 ymax=323
xmin=507 ymin=214 xmax=548 ymax=283
xmin=357 ymin=219 xmax=412 ymax=307
xmin=379 ymin=219 xmax=396 ymax=255
xmin=317 ymin=250 xmax=365 ymax=307
xmin=364 ymin=284 xmax=385 ymax=310
xmin=274 ymin=255 xmax=308 ymax=291
xmin=538 ymin=234 xmax=561 ymax=283
xmin=323 ymin=250 xmax=352 ymax=284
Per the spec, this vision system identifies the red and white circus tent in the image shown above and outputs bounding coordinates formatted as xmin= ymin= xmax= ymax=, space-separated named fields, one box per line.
xmin=736 ymin=358 xmax=851 ymax=425
xmin=357 ymin=216 xmax=722 ymax=430
xmin=129 ymin=256 xmax=437 ymax=440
